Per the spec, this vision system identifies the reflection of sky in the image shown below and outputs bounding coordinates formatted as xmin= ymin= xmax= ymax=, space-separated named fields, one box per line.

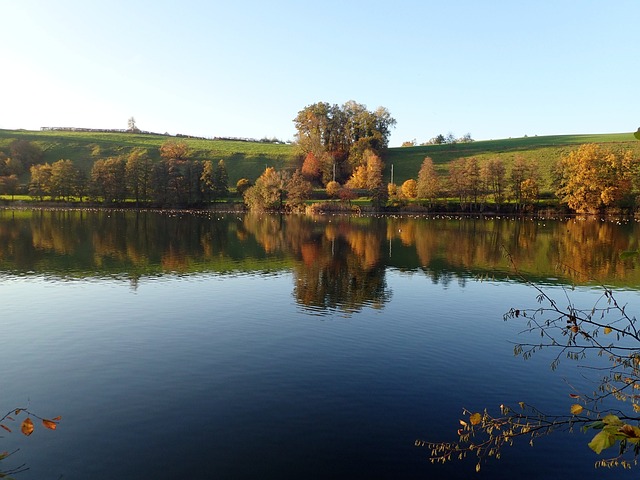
xmin=0 ymin=271 xmax=637 ymax=479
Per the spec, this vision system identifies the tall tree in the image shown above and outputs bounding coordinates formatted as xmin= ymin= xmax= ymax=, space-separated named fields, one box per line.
xmin=481 ymin=158 xmax=506 ymax=206
xmin=49 ymin=159 xmax=80 ymax=201
xmin=416 ymin=157 xmax=440 ymax=207
xmin=90 ymin=157 xmax=127 ymax=203
xmin=294 ymin=101 xmax=395 ymax=185
xmin=29 ymin=163 xmax=52 ymax=201
xmin=125 ymin=148 xmax=152 ymax=204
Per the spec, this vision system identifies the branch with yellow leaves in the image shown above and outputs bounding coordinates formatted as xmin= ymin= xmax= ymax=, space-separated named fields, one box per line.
xmin=418 ymin=250 xmax=640 ymax=471
xmin=0 ymin=407 xmax=61 ymax=478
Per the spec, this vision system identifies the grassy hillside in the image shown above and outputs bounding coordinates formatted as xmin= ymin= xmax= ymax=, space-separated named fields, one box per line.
xmin=384 ymin=133 xmax=640 ymax=194
xmin=1 ymin=129 xmax=638 ymax=194
xmin=0 ymin=129 xmax=299 ymax=184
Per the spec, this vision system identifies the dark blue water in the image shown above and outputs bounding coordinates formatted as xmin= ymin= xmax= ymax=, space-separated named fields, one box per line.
xmin=0 ymin=211 xmax=638 ymax=479
xmin=0 ymin=272 xmax=636 ymax=479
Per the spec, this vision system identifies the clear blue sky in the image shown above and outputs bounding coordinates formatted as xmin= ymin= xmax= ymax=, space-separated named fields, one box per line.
xmin=2 ymin=0 xmax=638 ymax=146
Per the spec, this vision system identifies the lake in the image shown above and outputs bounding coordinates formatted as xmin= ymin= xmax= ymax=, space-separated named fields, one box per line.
xmin=0 ymin=208 xmax=639 ymax=479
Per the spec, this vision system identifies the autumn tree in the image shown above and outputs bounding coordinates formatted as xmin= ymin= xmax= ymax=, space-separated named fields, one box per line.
xmin=0 ymin=174 xmax=19 ymax=199
xmin=555 ymin=144 xmax=637 ymax=213
xmin=49 ymin=159 xmax=80 ymax=201
xmin=125 ymin=148 xmax=152 ymax=204
xmin=29 ymin=163 xmax=52 ymax=200
xmin=286 ymin=169 xmax=313 ymax=211
xmin=509 ymin=156 xmax=539 ymax=211
xmin=201 ymin=159 xmax=229 ymax=201
xmin=481 ymin=157 xmax=507 ymax=206
xmin=301 ymin=152 xmax=321 ymax=183
xmin=326 ymin=180 xmax=341 ymax=198
xmin=294 ymin=101 xmax=395 ymax=185
xmin=243 ymin=167 xmax=289 ymax=211
xmin=90 ymin=157 xmax=127 ymax=203
xmin=236 ymin=178 xmax=252 ymax=196
xmin=159 ymin=140 xmax=191 ymax=162
xmin=416 ymin=157 xmax=440 ymax=207
xmin=400 ymin=179 xmax=417 ymax=199
xmin=9 ymin=140 xmax=43 ymax=168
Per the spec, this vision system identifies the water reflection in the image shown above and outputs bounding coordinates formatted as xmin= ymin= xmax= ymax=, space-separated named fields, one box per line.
xmin=0 ymin=209 xmax=639 ymax=312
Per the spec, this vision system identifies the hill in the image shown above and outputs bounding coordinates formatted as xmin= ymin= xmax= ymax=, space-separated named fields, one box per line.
xmin=1 ymin=129 xmax=638 ymax=194
xmin=0 ymin=129 xmax=298 ymax=184
xmin=385 ymin=133 xmax=640 ymax=194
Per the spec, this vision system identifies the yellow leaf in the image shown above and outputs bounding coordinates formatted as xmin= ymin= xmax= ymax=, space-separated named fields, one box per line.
xmin=570 ymin=404 xmax=583 ymax=415
xmin=604 ymin=327 xmax=612 ymax=335
xmin=42 ymin=419 xmax=57 ymax=431
xmin=52 ymin=416 xmax=62 ymax=421
xmin=469 ymin=413 xmax=482 ymax=425
xmin=21 ymin=418 xmax=34 ymax=436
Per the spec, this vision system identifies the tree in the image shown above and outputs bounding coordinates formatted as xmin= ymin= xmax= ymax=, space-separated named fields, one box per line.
xmin=236 ymin=178 xmax=252 ymax=196
xmin=509 ymin=156 xmax=539 ymax=211
xmin=213 ymin=159 xmax=229 ymax=199
xmin=127 ymin=116 xmax=139 ymax=133
xmin=326 ymin=180 xmax=341 ymax=198
xmin=125 ymin=148 xmax=152 ymax=204
xmin=29 ymin=163 xmax=52 ymax=201
xmin=9 ymin=140 xmax=43 ymax=168
xmin=416 ymin=157 xmax=440 ymax=207
xmin=294 ymin=101 xmax=395 ymax=185
xmin=286 ymin=169 xmax=313 ymax=210
xmin=159 ymin=141 xmax=191 ymax=162
xmin=555 ymin=144 xmax=636 ymax=213
xmin=90 ymin=157 xmax=127 ymax=203
xmin=243 ymin=167 xmax=289 ymax=211
xmin=301 ymin=152 xmax=321 ymax=182
xmin=49 ymin=159 xmax=80 ymax=201
xmin=201 ymin=159 xmax=229 ymax=201
xmin=481 ymin=157 xmax=506 ymax=206
xmin=400 ymin=179 xmax=417 ymax=199
xmin=420 ymin=256 xmax=640 ymax=471
xmin=0 ymin=175 xmax=19 ymax=199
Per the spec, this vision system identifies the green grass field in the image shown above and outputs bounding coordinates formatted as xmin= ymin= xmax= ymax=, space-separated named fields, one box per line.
xmin=1 ymin=129 xmax=638 ymax=195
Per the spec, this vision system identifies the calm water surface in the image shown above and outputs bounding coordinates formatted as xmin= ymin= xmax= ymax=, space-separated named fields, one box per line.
xmin=0 ymin=209 xmax=639 ymax=479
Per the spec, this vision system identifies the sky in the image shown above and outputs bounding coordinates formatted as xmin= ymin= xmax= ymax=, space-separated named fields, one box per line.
xmin=2 ymin=0 xmax=638 ymax=147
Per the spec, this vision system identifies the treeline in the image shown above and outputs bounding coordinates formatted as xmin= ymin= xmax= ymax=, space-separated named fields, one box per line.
xmin=0 ymin=139 xmax=232 ymax=206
